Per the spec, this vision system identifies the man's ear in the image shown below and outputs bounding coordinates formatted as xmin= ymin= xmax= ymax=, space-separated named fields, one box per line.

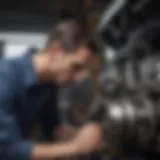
xmin=47 ymin=41 xmax=63 ymax=55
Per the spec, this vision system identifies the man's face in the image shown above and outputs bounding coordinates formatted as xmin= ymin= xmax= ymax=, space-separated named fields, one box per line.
xmin=52 ymin=48 xmax=96 ymax=86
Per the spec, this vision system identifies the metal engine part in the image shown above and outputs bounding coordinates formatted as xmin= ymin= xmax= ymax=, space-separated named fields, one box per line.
xmin=103 ymin=95 xmax=156 ymax=154
xmin=97 ymin=15 xmax=160 ymax=157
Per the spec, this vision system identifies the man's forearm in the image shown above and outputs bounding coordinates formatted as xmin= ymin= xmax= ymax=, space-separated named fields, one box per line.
xmin=32 ymin=126 xmax=78 ymax=160
xmin=32 ymin=142 xmax=77 ymax=160
xmin=31 ymin=123 xmax=102 ymax=160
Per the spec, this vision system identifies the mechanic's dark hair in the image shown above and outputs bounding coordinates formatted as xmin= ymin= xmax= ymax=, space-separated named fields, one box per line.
xmin=46 ymin=19 xmax=101 ymax=55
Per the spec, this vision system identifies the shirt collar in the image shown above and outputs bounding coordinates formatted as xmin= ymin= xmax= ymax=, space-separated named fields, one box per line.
xmin=17 ymin=49 xmax=38 ymax=88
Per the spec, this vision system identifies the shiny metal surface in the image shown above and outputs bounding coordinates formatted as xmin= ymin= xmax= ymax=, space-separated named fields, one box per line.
xmin=101 ymin=96 xmax=156 ymax=154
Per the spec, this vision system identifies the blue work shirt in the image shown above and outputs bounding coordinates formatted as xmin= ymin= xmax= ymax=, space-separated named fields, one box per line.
xmin=0 ymin=51 xmax=59 ymax=160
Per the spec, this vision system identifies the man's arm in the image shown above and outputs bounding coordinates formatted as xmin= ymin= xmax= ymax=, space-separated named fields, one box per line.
xmin=0 ymin=106 xmax=101 ymax=160
xmin=32 ymin=123 xmax=102 ymax=159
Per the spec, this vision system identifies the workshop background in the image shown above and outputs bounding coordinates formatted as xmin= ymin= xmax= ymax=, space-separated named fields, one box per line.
xmin=1 ymin=0 xmax=159 ymax=160
xmin=0 ymin=0 xmax=107 ymax=58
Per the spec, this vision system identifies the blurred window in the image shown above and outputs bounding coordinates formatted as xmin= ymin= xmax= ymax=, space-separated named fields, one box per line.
xmin=0 ymin=32 xmax=47 ymax=59
xmin=4 ymin=43 xmax=30 ymax=59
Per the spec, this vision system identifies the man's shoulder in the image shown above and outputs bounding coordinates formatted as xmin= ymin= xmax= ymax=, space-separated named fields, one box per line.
xmin=0 ymin=59 xmax=13 ymax=70
xmin=1 ymin=52 xmax=38 ymax=89
xmin=0 ymin=59 xmax=19 ymax=102
xmin=0 ymin=59 xmax=17 ymax=80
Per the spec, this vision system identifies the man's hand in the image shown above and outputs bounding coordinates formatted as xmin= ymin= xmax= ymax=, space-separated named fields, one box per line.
xmin=72 ymin=123 xmax=102 ymax=154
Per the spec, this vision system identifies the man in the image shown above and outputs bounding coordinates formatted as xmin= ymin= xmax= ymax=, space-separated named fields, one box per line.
xmin=0 ymin=19 xmax=102 ymax=160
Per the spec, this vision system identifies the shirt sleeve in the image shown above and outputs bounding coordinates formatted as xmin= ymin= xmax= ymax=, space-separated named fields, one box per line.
xmin=0 ymin=61 xmax=32 ymax=160
xmin=0 ymin=110 xmax=32 ymax=160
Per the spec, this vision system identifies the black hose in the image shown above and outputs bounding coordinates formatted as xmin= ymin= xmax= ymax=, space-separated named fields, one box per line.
xmin=117 ymin=19 xmax=160 ymax=60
